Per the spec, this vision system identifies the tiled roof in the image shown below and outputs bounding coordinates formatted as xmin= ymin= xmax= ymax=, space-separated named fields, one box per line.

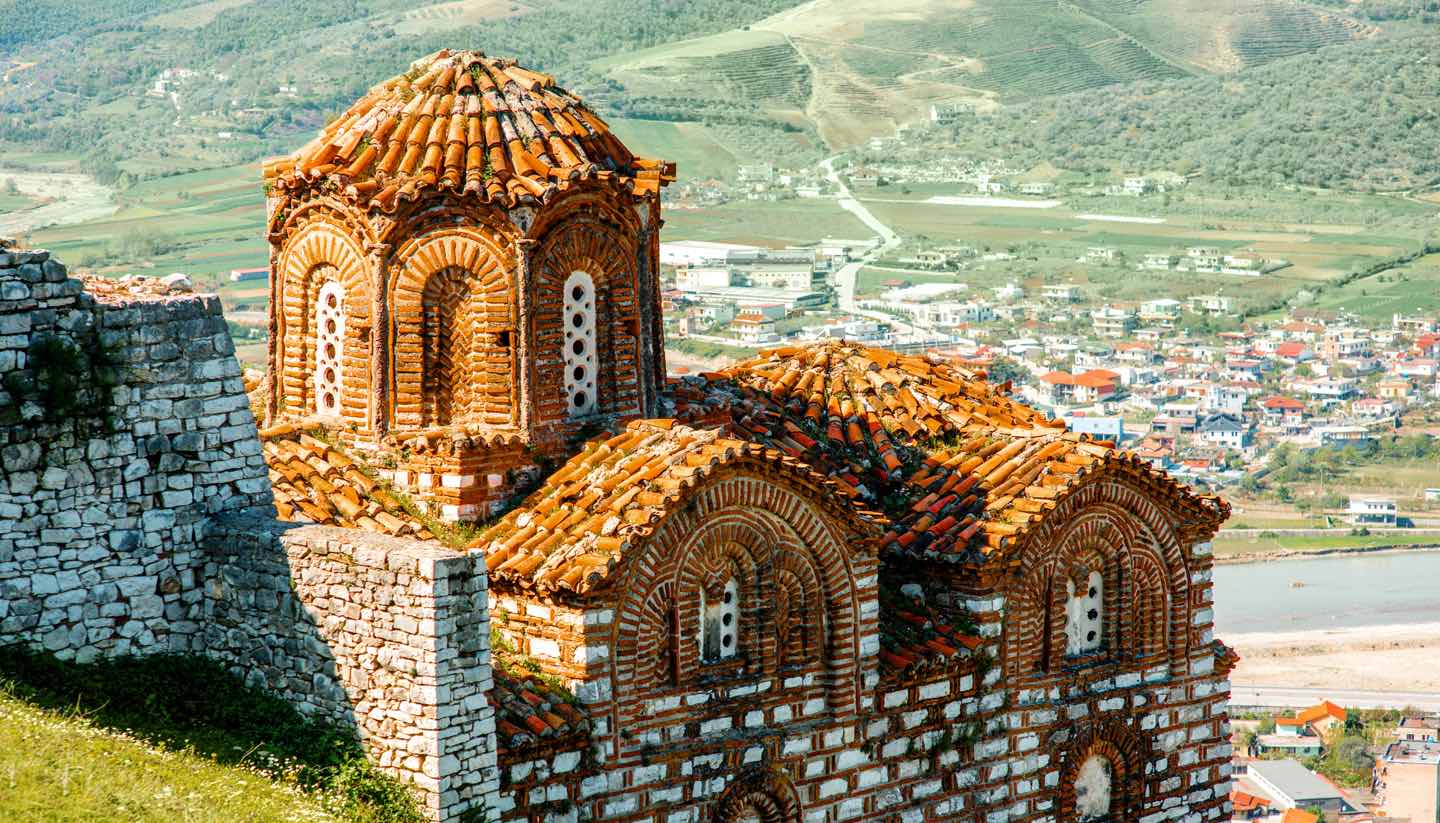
xmin=878 ymin=585 xmax=983 ymax=677
xmin=1295 ymin=700 xmax=1346 ymax=724
xmin=261 ymin=424 xmax=433 ymax=540
xmin=1280 ymin=809 xmax=1318 ymax=823
xmin=1229 ymin=790 xmax=1270 ymax=812
xmin=263 ymin=49 xmax=674 ymax=211
xmin=469 ymin=418 xmax=881 ymax=597
xmin=666 ymin=341 xmax=1226 ymax=562
xmin=489 ymin=667 xmax=589 ymax=754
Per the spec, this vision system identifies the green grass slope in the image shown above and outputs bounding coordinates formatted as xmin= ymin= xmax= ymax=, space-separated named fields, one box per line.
xmin=0 ymin=646 xmax=422 ymax=823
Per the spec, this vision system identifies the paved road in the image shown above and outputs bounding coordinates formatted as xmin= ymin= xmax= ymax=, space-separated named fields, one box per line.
xmin=1230 ymin=684 xmax=1440 ymax=712
xmin=818 ymin=155 xmax=926 ymax=341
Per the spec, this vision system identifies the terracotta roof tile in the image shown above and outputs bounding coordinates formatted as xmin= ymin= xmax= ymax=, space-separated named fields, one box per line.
xmin=489 ymin=667 xmax=588 ymax=753
xmin=264 ymin=49 xmax=675 ymax=211
xmin=469 ymin=419 xmax=882 ymax=597
xmin=666 ymin=341 xmax=1227 ymax=563
xmin=260 ymin=424 xmax=433 ymax=541
xmin=878 ymin=585 xmax=982 ymax=677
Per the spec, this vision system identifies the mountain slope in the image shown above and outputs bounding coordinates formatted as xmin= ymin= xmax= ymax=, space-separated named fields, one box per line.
xmin=600 ymin=0 xmax=1380 ymax=148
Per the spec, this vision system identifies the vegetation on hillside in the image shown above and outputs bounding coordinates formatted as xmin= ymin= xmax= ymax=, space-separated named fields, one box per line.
xmin=0 ymin=645 xmax=422 ymax=822
xmin=943 ymin=33 xmax=1440 ymax=191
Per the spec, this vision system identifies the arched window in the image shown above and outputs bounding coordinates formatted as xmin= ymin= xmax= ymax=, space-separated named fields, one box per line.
xmin=313 ymin=280 xmax=345 ymax=419
xmin=700 ymin=578 xmax=739 ymax=663
xmin=420 ymin=268 xmax=473 ymax=426
xmin=1065 ymin=570 xmax=1104 ymax=656
xmin=562 ymin=270 xmax=597 ymax=418
xmin=1074 ymin=754 xmax=1113 ymax=821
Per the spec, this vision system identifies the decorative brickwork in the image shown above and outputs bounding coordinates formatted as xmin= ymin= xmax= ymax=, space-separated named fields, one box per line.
xmin=263 ymin=50 xmax=674 ymax=522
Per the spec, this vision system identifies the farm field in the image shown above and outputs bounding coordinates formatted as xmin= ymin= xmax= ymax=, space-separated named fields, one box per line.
xmin=144 ymin=0 xmax=259 ymax=29
xmin=608 ymin=119 xmax=739 ymax=182
xmin=661 ymin=199 xmax=870 ymax=247
xmin=380 ymin=0 xmax=533 ymax=36
xmin=1211 ymin=531 xmax=1440 ymax=559
xmin=1303 ymin=252 xmax=1440 ymax=324
xmin=851 ymin=193 xmax=1431 ymax=312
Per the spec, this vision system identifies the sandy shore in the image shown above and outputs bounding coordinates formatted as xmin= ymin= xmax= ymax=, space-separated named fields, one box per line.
xmin=1226 ymin=622 xmax=1440 ymax=692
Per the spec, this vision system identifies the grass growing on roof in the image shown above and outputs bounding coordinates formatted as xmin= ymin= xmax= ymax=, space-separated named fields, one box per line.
xmin=0 ymin=645 xmax=422 ymax=823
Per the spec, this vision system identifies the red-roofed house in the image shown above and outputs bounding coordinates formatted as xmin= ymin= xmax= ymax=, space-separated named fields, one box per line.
xmin=1073 ymin=370 xmax=1118 ymax=403
xmin=1273 ymin=341 xmax=1313 ymax=364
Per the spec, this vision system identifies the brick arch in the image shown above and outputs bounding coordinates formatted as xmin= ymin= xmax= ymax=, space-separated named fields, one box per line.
xmin=388 ymin=230 xmax=515 ymax=430
xmin=773 ymin=548 xmax=826 ymax=671
xmin=1002 ymin=476 xmax=1192 ymax=680
xmin=275 ymin=222 xmax=371 ymax=424
xmin=612 ymin=472 xmax=863 ymax=719
xmin=531 ymin=217 xmax=642 ymax=423
xmin=709 ymin=767 xmax=803 ymax=823
xmin=1056 ymin=720 xmax=1151 ymax=823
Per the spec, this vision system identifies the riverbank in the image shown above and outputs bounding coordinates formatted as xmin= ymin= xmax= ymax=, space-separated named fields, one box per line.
xmin=1213 ymin=540 xmax=1440 ymax=565
xmin=1227 ymin=622 xmax=1440 ymax=693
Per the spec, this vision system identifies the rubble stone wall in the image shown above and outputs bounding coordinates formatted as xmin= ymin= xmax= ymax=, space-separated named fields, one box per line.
xmin=0 ymin=251 xmax=270 ymax=660
xmin=203 ymin=513 xmax=502 ymax=822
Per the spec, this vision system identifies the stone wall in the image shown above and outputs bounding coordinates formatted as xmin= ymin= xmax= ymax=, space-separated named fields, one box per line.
xmin=0 ymin=251 xmax=270 ymax=660
xmin=203 ymin=513 xmax=502 ymax=822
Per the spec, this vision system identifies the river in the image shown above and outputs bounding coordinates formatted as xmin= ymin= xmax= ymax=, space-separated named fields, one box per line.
xmin=0 ymin=168 xmax=118 ymax=236
xmin=1212 ymin=550 xmax=1440 ymax=635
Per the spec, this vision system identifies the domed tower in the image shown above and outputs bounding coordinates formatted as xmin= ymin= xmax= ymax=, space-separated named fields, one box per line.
xmin=261 ymin=49 xmax=674 ymax=519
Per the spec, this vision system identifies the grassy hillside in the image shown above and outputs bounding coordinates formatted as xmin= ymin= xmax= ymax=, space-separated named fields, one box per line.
xmin=941 ymin=31 xmax=1440 ymax=191
xmin=599 ymin=0 xmax=1381 ymax=149
xmin=0 ymin=646 xmax=421 ymax=823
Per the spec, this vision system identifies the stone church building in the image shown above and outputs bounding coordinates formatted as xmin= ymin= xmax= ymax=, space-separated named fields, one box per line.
xmin=0 ymin=49 xmax=1238 ymax=823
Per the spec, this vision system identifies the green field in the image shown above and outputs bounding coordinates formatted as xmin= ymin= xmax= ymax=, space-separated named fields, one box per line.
xmin=0 ymin=192 xmax=38 ymax=213
xmin=1212 ymin=532 xmax=1440 ymax=558
xmin=1305 ymin=253 xmax=1440 ymax=323
xmin=30 ymin=163 xmax=268 ymax=289
xmin=608 ymin=118 xmax=739 ymax=182
xmin=660 ymin=198 xmax=870 ymax=246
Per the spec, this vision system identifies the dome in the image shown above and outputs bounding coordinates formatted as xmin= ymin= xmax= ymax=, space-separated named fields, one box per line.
xmin=263 ymin=49 xmax=673 ymax=210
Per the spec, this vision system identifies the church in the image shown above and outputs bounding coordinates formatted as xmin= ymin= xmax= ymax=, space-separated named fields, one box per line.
xmin=257 ymin=48 xmax=1237 ymax=823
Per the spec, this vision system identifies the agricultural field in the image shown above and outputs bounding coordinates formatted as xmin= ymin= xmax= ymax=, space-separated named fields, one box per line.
xmin=848 ymin=189 xmax=1434 ymax=312
xmin=1303 ymin=253 xmax=1440 ymax=324
xmin=144 ymin=0 xmax=259 ymax=29
xmin=376 ymin=0 xmax=533 ymax=36
xmin=607 ymin=119 xmax=739 ymax=182
xmin=660 ymin=199 xmax=870 ymax=247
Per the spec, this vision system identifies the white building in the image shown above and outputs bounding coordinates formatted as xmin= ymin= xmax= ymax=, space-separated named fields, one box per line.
xmin=660 ymin=240 xmax=759 ymax=268
xmin=675 ymin=266 xmax=732 ymax=292
xmin=1348 ymin=497 xmax=1397 ymax=526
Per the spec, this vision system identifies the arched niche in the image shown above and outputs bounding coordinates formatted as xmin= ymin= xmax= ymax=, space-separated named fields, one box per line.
xmin=275 ymin=224 xmax=371 ymax=424
xmin=388 ymin=230 xmax=515 ymax=430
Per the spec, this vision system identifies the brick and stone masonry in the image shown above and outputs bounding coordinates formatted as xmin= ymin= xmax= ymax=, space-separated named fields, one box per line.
xmin=0 ymin=48 xmax=1241 ymax=823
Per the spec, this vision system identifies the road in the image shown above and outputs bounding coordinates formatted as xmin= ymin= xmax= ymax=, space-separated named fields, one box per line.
xmin=819 ymin=155 xmax=932 ymax=342
xmin=1230 ymin=685 xmax=1440 ymax=712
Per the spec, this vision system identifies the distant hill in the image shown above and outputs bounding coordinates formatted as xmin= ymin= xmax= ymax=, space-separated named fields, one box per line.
xmin=599 ymin=0 xmax=1380 ymax=149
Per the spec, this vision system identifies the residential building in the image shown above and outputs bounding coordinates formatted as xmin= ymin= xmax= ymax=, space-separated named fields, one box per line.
xmin=1139 ymin=298 xmax=1183 ymax=328
xmin=1092 ymin=306 xmax=1137 ymax=338
xmin=1072 ymin=370 xmax=1120 ymax=404
xmin=1246 ymin=760 xmax=1351 ymax=816
xmin=1141 ymin=254 xmax=1177 ymax=271
xmin=1254 ymin=735 xmax=1324 ymax=758
xmin=928 ymin=101 xmax=974 ymax=124
xmin=1064 ymin=415 xmax=1124 ymax=442
xmin=1188 ymin=293 xmax=1234 ymax=315
xmin=675 ymin=266 xmax=733 ymax=292
xmin=1397 ymin=716 xmax=1440 ymax=744
xmin=1122 ymin=176 xmax=1154 ymax=195
xmin=1347 ymin=496 xmax=1397 ymax=526
xmin=229 ymin=267 xmax=268 ymax=282
xmin=1374 ymin=740 xmax=1440 ymax=823
xmin=1199 ymin=413 xmax=1250 ymax=451
xmin=1042 ymin=283 xmax=1081 ymax=302
xmin=1018 ymin=181 xmax=1055 ymax=195
xmin=1085 ymin=246 xmax=1120 ymax=265
xmin=1276 ymin=701 xmax=1347 ymax=739
xmin=730 ymin=309 xmax=779 ymax=344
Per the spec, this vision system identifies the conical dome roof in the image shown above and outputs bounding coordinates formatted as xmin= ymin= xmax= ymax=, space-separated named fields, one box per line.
xmin=263 ymin=49 xmax=673 ymax=211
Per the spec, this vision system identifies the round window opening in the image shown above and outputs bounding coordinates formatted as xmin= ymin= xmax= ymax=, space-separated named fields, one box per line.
xmin=325 ymin=292 xmax=338 ymax=309
xmin=572 ymin=366 xmax=585 ymax=380
xmin=571 ymin=285 xmax=585 ymax=301
xmin=321 ymin=392 xmax=336 ymax=410
xmin=325 ymin=318 xmax=337 ymax=335
xmin=572 ymin=340 xmax=585 ymax=355
xmin=573 ymin=391 xmax=587 ymax=408
xmin=324 ymin=342 xmax=336 ymax=359
xmin=571 ymin=313 xmax=584 ymax=328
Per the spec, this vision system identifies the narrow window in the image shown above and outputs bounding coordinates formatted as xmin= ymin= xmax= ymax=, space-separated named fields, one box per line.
xmin=314 ymin=280 xmax=345 ymax=419
xmin=1065 ymin=570 xmax=1104 ymax=656
xmin=562 ymin=271 xmax=597 ymax=418
xmin=1074 ymin=755 xmax=1113 ymax=820
xmin=701 ymin=578 xmax=739 ymax=663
